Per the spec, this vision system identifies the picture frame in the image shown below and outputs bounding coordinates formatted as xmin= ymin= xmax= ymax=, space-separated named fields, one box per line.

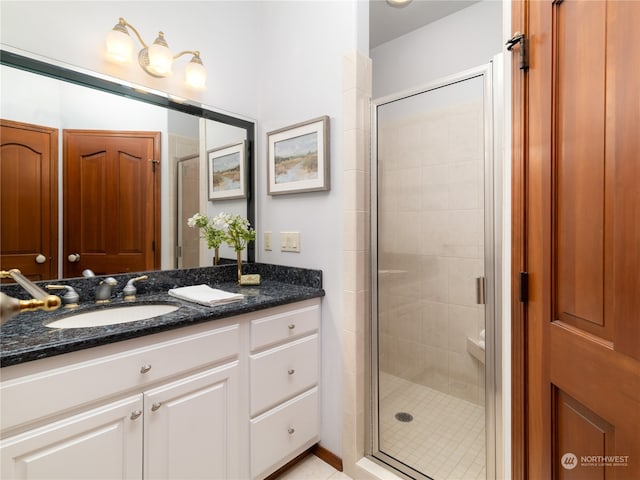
xmin=267 ymin=115 xmax=330 ymax=195
xmin=207 ymin=140 xmax=246 ymax=200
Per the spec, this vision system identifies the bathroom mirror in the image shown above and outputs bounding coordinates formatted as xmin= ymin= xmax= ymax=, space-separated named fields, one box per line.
xmin=0 ymin=49 xmax=255 ymax=281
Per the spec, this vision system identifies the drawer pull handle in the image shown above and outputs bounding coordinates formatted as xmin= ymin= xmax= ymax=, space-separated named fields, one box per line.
xmin=151 ymin=402 xmax=162 ymax=412
xmin=140 ymin=364 xmax=152 ymax=374
xmin=288 ymin=324 xmax=295 ymax=330
xmin=288 ymin=369 xmax=295 ymax=375
xmin=288 ymin=427 xmax=295 ymax=435
xmin=130 ymin=410 xmax=142 ymax=420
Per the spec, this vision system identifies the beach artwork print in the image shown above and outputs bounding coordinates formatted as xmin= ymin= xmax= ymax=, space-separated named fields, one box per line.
xmin=274 ymin=132 xmax=319 ymax=184
xmin=267 ymin=116 xmax=330 ymax=195
xmin=208 ymin=141 xmax=246 ymax=200
xmin=212 ymin=151 xmax=241 ymax=191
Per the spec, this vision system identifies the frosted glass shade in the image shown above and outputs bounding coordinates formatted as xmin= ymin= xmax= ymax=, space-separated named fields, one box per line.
xmin=105 ymin=29 xmax=134 ymax=63
xmin=147 ymin=43 xmax=173 ymax=77
xmin=185 ymin=59 xmax=207 ymax=89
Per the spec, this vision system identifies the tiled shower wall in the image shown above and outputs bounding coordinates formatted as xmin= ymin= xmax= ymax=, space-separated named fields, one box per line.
xmin=377 ymin=97 xmax=486 ymax=405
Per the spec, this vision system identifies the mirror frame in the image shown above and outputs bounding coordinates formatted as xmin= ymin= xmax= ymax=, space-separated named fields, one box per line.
xmin=0 ymin=49 xmax=256 ymax=264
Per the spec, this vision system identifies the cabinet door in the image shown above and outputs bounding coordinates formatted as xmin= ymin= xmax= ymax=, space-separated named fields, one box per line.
xmin=144 ymin=361 xmax=240 ymax=480
xmin=1 ymin=395 xmax=143 ymax=480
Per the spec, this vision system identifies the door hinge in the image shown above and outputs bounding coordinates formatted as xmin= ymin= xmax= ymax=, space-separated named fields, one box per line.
xmin=506 ymin=32 xmax=529 ymax=71
xmin=519 ymin=271 xmax=529 ymax=303
xmin=152 ymin=240 xmax=156 ymax=252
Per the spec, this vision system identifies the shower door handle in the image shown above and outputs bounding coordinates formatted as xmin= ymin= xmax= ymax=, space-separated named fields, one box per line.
xmin=476 ymin=277 xmax=486 ymax=305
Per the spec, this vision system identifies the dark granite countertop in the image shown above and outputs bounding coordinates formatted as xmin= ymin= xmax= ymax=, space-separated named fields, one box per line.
xmin=0 ymin=263 xmax=323 ymax=368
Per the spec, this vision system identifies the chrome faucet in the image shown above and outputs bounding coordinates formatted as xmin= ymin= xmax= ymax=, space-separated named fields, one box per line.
xmin=123 ymin=275 xmax=148 ymax=301
xmin=95 ymin=277 xmax=118 ymax=303
xmin=46 ymin=284 xmax=80 ymax=308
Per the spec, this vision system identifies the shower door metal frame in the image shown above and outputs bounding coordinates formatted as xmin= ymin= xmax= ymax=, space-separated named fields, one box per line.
xmin=368 ymin=60 xmax=503 ymax=480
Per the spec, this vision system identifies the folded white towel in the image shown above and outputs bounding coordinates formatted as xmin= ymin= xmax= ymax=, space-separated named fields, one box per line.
xmin=168 ymin=284 xmax=243 ymax=307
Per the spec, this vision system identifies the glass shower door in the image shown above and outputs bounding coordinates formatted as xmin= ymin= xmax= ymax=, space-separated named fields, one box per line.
xmin=372 ymin=70 xmax=492 ymax=480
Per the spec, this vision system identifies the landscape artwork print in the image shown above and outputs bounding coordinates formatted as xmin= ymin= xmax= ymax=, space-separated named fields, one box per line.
xmin=274 ymin=132 xmax=319 ymax=184
xmin=267 ymin=116 xmax=329 ymax=195
xmin=212 ymin=151 xmax=241 ymax=192
xmin=208 ymin=141 xmax=245 ymax=200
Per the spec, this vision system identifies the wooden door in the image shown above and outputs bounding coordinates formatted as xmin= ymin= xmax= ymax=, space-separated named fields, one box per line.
xmin=143 ymin=363 xmax=240 ymax=480
xmin=512 ymin=0 xmax=640 ymax=478
xmin=63 ymin=130 xmax=160 ymax=278
xmin=0 ymin=119 xmax=57 ymax=281
xmin=1 ymin=395 xmax=143 ymax=479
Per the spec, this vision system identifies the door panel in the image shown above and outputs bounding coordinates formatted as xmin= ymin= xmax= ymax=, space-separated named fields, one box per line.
xmin=521 ymin=0 xmax=640 ymax=479
xmin=144 ymin=363 xmax=240 ymax=480
xmin=555 ymin=0 xmax=607 ymax=334
xmin=0 ymin=120 xmax=57 ymax=281
xmin=63 ymin=130 xmax=160 ymax=277
xmin=0 ymin=395 xmax=143 ymax=480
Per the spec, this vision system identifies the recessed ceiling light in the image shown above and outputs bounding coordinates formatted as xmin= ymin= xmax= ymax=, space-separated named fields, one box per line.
xmin=386 ymin=0 xmax=413 ymax=8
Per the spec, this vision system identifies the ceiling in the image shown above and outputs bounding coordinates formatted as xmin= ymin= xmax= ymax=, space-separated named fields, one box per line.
xmin=369 ymin=0 xmax=480 ymax=49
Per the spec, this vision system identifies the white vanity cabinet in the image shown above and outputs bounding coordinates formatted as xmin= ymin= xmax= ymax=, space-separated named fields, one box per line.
xmin=0 ymin=298 xmax=322 ymax=480
xmin=1 ymin=395 xmax=144 ymax=479
xmin=143 ymin=362 xmax=240 ymax=480
xmin=248 ymin=300 xmax=321 ymax=479
xmin=1 ymin=318 xmax=241 ymax=480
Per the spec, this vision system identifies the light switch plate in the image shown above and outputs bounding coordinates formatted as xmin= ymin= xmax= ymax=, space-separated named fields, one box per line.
xmin=264 ymin=231 xmax=272 ymax=251
xmin=280 ymin=231 xmax=300 ymax=252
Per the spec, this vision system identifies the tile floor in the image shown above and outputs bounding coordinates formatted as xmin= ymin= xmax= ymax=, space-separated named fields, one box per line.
xmin=378 ymin=372 xmax=486 ymax=479
xmin=275 ymin=454 xmax=351 ymax=480
xmin=278 ymin=372 xmax=485 ymax=480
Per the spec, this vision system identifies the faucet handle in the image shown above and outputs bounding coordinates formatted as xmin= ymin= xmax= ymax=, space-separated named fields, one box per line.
xmin=123 ymin=275 xmax=148 ymax=301
xmin=46 ymin=285 xmax=80 ymax=307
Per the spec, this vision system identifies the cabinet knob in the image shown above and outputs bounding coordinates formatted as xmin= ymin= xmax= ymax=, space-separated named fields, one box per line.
xmin=35 ymin=254 xmax=47 ymax=264
xmin=67 ymin=253 xmax=81 ymax=263
xmin=130 ymin=410 xmax=142 ymax=420
xmin=140 ymin=364 xmax=152 ymax=374
xmin=151 ymin=402 xmax=162 ymax=412
xmin=288 ymin=369 xmax=295 ymax=375
xmin=288 ymin=324 xmax=295 ymax=330
xmin=288 ymin=427 xmax=295 ymax=435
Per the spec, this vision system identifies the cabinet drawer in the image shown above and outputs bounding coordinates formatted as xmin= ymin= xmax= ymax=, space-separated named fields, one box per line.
xmin=250 ymin=387 xmax=319 ymax=479
xmin=1 ymin=323 xmax=239 ymax=432
xmin=249 ymin=334 xmax=318 ymax=416
xmin=250 ymin=300 xmax=320 ymax=351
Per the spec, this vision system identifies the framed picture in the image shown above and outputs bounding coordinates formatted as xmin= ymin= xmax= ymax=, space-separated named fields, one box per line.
xmin=267 ymin=115 xmax=330 ymax=195
xmin=207 ymin=141 xmax=246 ymax=200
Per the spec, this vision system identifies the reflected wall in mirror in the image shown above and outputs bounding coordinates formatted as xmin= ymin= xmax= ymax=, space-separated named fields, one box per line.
xmin=0 ymin=50 xmax=255 ymax=281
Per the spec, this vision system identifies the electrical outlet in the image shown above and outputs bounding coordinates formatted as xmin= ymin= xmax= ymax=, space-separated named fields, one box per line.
xmin=280 ymin=232 xmax=300 ymax=252
xmin=264 ymin=231 xmax=272 ymax=251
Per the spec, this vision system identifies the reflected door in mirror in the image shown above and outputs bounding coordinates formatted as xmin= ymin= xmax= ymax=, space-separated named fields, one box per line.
xmin=176 ymin=154 xmax=200 ymax=268
xmin=0 ymin=119 xmax=58 ymax=280
xmin=63 ymin=130 xmax=161 ymax=278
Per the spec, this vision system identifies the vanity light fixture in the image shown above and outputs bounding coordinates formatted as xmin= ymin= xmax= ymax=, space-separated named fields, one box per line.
xmin=105 ymin=17 xmax=207 ymax=89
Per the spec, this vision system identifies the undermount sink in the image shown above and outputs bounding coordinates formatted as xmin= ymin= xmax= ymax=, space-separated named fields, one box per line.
xmin=46 ymin=304 xmax=180 ymax=329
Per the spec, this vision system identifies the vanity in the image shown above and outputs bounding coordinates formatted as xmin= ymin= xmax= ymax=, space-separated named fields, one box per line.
xmin=0 ymin=264 xmax=324 ymax=480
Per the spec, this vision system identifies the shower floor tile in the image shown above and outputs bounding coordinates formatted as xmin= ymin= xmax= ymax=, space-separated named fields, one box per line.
xmin=378 ymin=372 xmax=485 ymax=480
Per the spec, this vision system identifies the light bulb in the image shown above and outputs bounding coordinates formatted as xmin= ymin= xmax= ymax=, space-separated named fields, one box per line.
xmin=105 ymin=25 xmax=134 ymax=63
xmin=185 ymin=56 xmax=206 ymax=89
xmin=146 ymin=32 xmax=173 ymax=76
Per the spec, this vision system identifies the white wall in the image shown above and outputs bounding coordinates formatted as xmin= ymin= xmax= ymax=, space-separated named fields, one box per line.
xmin=255 ymin=0 xmax=359 ymax=455
xmin=371 ymin=0 xmax=503 ymax=99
